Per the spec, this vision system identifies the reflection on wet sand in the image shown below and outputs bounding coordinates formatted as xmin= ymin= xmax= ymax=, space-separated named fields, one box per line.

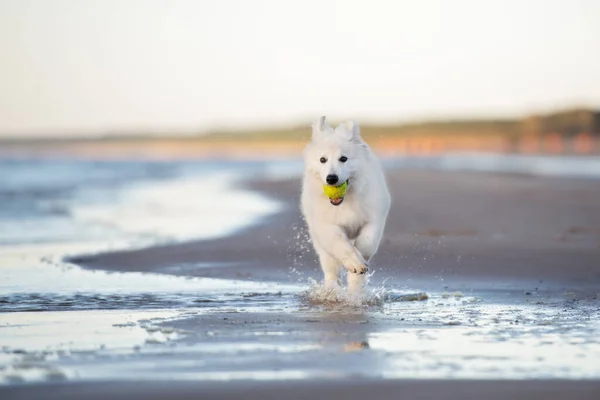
xmin=2 ymin=267 xmax=599 ymax=384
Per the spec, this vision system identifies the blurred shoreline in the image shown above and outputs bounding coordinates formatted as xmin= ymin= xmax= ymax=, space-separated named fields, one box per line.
xmin=2 ymin=134 xmax=600 ymax=161
xmin=2 ymin=108 xmax=599 ymax=160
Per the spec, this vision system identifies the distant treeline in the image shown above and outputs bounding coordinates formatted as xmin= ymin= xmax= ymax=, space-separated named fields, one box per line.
xmin=521 ymin=108 xmax=600 ymax=136
xmin=1 ymin=108 xmax=599 ymax=144
xmin=346 ymin=108 xmax=600 ymax=140
xmin=201 ymin=108 xmax=600 ymax=142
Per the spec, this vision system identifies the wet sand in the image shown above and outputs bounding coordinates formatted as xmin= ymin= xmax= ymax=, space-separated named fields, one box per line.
xmin=71 ymin=170 xmax=600 ymax=288
xmin=7 ymin=380 xmax=600 ymax=400
xmin=6 ymin=169 xmax=600 ymax=399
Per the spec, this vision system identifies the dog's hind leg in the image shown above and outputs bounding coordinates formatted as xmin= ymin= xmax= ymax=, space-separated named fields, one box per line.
xmin=314 ymin=242 xmax=342 ymax=289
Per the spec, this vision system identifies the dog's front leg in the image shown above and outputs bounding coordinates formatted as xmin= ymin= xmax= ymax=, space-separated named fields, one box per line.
xmin=313 ymin=225 xmax=368 ymax=276
xmin=347 ymin=222 xmax=385 ymax=293
xmin=312 ymin=241 xmax=342 ymax=289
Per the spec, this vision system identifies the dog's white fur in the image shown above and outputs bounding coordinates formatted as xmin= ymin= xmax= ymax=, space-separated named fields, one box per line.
xmin=301 ymin=116 xmax=391 ymax=293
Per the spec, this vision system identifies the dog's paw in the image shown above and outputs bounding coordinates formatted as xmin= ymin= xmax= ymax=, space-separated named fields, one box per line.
xmin=355 ymin=264 xmax=369 ymax=274
xmin=344 ymin=261 xmax=368 ymax=275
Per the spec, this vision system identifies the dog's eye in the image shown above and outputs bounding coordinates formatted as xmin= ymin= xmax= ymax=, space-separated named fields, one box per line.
xmin=339 ymin=156 xmax=348 ymax=163
xmin=319 ymin=157 xmax=327 ymax=164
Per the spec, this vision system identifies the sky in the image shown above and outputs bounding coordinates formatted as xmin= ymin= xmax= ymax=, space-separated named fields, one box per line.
xmin=1 ymin=0 xmax=600 ymax=137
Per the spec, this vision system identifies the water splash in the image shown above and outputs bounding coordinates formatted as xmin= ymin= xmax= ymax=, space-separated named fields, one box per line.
xmin=298 ymin=278 xmax=428 ymax=309
xmin=286 ymin=219 xmax=315 ymax=283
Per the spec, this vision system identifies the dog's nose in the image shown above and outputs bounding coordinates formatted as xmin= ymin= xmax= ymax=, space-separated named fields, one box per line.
xmin=326 ymin=174 xmax=339 ymax=185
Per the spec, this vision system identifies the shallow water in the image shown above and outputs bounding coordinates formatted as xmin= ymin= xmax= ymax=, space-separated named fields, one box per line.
xmin=4 ymin=288 xmax=598 ymax=383
xmin=0 ymin=158 xmax=284 ymax=247
xmin=0 ymin=158 xmax=295 ymax=383
xmin=3 ymin=256 xmax=599 ymax=383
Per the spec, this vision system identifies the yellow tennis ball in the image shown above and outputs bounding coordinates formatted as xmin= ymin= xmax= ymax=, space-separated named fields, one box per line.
xmin=323 ymin=181 xmax=348 ymax=199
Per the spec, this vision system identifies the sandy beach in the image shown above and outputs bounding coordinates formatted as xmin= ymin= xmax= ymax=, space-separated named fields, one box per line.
xmin=72 ymin=169 xmax=600 ymax=288
xmin=3 ymin=165 xmax=600 ymax=399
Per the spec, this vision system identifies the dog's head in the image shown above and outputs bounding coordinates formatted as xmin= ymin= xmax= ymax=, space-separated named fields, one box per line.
xmin=303 ymin=116 xmax=366 ymax=187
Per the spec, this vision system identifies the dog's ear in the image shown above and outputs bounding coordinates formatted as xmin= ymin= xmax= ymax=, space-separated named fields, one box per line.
xmin=312 ymin=116 xmax=330 ymax=141
xmin=335 ymin=119 xmax=361 ymax=142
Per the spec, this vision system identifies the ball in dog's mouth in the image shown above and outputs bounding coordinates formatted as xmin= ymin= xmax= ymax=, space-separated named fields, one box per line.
xmin=323 ymin=180 xmax=348 ymax=206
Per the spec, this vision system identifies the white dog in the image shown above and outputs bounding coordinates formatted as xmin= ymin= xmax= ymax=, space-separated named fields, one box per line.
xmin=301 ymin=116 xmax=391 ymax=293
